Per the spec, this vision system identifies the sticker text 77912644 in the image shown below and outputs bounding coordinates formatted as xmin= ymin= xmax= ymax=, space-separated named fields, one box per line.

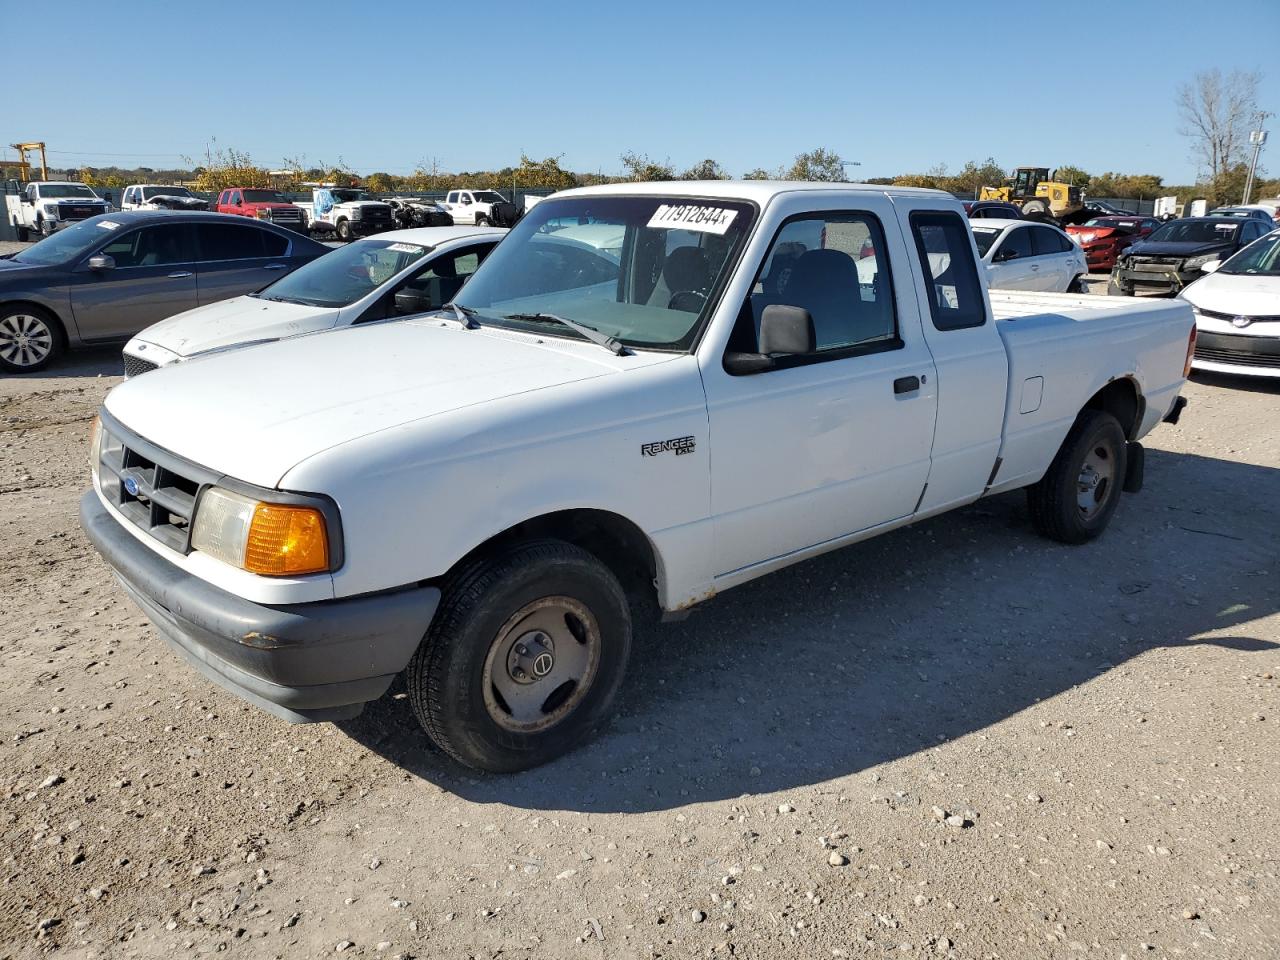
xmin=646 ymin=204 xmax=738 ymax=236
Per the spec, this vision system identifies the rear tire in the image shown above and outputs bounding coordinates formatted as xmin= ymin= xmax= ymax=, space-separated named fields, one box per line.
xmin=1027 ymin=410 xmax=1127 ymax=544
xmin=15 ymin=223 xmax=29 ymax=243
xmin=1068 ymin=274 xmax=1088 ymax=294
xmin=407 ymin=539 xmax=632 ymax=773
xmin=0 ymin=305 xmax=64 ymax=373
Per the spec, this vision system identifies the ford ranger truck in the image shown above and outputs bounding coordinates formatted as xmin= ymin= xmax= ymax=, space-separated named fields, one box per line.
xmin=81 ymin=181 xmax=1196 ymax=773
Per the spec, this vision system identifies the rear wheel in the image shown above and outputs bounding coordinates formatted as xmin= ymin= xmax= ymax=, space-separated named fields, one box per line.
xmin=1068 ymin=274 xmax=1088 ymax=294
xmin=0 ymin=306 xmax=63 ymax=373
xmin=407 ymin=539 xmax=632 ymax=772
xmin=1027 ymin=410 xmax=1127 ymax=544
xmin=15 ymin=222 xmax=29 ymax=242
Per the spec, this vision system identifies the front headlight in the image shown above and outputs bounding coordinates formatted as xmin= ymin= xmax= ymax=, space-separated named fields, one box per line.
xmin=191 ymin=487 xmax=333 ymax=576
xmin=89 ymin=416 xmax=102 ymax=480
xmin=42 ymin=203 xmax=60 ymax=217
xmin=255 ymin=208 xmax=271 ymax=219
xmin=1183 ymin=254 xmax=1217 ymax=271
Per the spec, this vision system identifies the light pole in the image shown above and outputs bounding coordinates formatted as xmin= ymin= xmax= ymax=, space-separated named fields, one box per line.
xmin=1242 ymin=117 xmax=1269 ymax=205
xmin=839 ymin=159 xmax=862 ymax=181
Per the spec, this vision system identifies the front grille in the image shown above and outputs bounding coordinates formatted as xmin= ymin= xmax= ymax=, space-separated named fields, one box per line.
xmin=363 ymin=205 xmax=392 ymax=222
xmin=1194 ymin=331 xmax=1280 ymax=367
xmin=266 ymin=207 xmax=302 ymax=222
xmin=1129 ymin=256 xmax=1182 ymax=268
xmin=1198 ymin=307 xmax=1280 ymax=324
xmin=122 ymin=354 xmax=158 ymax=378
xmin=97 ymin=417 xmax=218 ymax=554
xmin=60 ymin=204 xmax=105 ymax=221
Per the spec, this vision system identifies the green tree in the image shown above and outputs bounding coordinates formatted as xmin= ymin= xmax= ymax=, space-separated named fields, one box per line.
xmin=1053 ymin=165 xmax=1091 ymax=188
xmin=515 ymin=154 xmax=577 ymax=190
xmin=741 ymin=167 xmax=773 ymax=180
xmin=620 ymin=151 xmax=675 ymax=181
xmin=783 ymin=147 xmax=845 ymax=181
xmin=679 ymin=158 xmax=729 ymax=180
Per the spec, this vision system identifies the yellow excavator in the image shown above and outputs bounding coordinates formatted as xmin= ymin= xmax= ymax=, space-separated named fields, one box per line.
xmin=980 ymin=167 xmax=1087 ymax=223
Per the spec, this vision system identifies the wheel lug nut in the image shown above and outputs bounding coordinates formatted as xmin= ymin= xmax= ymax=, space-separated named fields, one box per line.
xmin=513 ymin=668 xmax=525 ymax=679
xmin=516 ymin=644 xmax=527 ymax=655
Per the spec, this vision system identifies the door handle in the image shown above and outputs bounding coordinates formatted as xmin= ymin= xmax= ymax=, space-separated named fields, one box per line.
xmin=1030 ymin=264 xmax=1040 ymax=271
xmin=893 ymin=375 xmax=921 ymax=395
xmin=263 ymin=263 xmax=288 ymax=271
xmin=167 ymin=271 xmax=193 ymax=278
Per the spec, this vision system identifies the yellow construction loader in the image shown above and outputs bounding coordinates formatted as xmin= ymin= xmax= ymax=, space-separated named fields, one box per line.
xmin=979 ymin=167 xmax=1086 ymax=222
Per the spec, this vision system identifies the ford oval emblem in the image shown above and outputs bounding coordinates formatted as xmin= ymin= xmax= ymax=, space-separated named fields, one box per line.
xmin=123 ymin=476 xmax=139 ymax=496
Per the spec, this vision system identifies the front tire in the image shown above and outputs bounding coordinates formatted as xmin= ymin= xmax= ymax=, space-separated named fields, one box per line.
xmin=1026 ymin=410 xmax=1127 ymax=544
xmin=335 ymin=218 xmax=351 ymax=241
xmin=0 ymin=306 xmax=63 ymax=373
xmin=475 ymin=213 xmax=489 ymax=226
xmin=407 ymin=539 xmax=632 ymax=772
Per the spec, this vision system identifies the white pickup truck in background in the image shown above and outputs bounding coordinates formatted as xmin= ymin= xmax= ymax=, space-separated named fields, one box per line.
xmin=120 ymin=184 xmax=209 ymax=212
xmin=81 ymin=181 xmax=1194 ymax=773
xmin=440 ymin=188 xmax=509 ymax=225
xmin=294 ymin=187 xmax=395 ymax=240
xmin=5 ymin=180 xmax=110 ymax=240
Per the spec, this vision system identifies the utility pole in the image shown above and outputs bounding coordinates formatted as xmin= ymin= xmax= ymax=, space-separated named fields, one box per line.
xmin=839 ymin=159 xmax=862 ymax=182
xmin=1242 ymin=113 xmax=1270 ymax=205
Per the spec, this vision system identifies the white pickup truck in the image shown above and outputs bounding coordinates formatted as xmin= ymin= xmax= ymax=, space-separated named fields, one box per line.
xmin=441 ymin=188 xmax=509 ymax=225
xmin=294 ymin=187 xmax=395 ymax=240
xmin=5 ymin=180 xmax=110 ymax=240
xmin=80 ymin=181 xmax=1195 ymax=773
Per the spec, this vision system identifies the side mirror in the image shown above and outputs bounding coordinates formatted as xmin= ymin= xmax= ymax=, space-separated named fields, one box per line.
xmin=393 ymin=288 xmax=434 ymax=315
xmin=1199 ymin=260 xmax=1222 ymax=274
xmin=87 ymin=254 xmax=115 ymax=272
xmin=759 ymin=305 xmax=816 ymax=355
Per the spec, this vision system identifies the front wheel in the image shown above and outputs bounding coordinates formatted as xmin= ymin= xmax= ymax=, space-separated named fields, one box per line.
xmin=0 ymin=306 xmax=63 ymax=373
xmin=474 ymin=213 xmax=489 ymax=226
xmin=335 ymin=218 xmax=351 ymax=241
xmin=1026 ymin=409 xmax=1127 ymax=544
xmin=407 ymin=539 xmax=632 ymax=772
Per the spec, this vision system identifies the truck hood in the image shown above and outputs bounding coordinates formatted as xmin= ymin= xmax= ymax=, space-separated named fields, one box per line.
xmin=104 ymin=319 xmax=667 ymax=488
xmin=129 ymin=295 xmax=340 ymax=358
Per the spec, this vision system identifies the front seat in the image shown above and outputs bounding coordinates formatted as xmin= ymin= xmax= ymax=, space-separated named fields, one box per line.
xmin=773 ymin=248 xmax=868 ymax=350
xmin=664 ymin=246 xmax=711 ymax=311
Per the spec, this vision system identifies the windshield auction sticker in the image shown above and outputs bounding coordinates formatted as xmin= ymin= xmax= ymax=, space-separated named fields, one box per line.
xmin=647 ymin=204 xmax=738 ymax=235
xmin=97 ymin=220 xmax=121 ymax=230
xmin=386 ymin=243 xmax=425 ymax=254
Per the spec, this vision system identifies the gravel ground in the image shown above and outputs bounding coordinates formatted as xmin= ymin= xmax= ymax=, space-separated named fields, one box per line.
xmin=1 ymin=282 xmax=1278 ymax=960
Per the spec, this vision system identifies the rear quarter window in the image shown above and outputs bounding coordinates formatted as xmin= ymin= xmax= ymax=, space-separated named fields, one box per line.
xmin=909 ymin=211 xmax=987 ymax=332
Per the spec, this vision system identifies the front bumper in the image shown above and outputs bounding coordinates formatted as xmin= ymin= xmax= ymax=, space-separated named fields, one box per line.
xmin=80 ymin=490 xmax=440 ymax=722
xmin=1191 ymin=329 xmax=1280 ymax=378
xmin=1112 ymin=264 xmax=1195 ymax=294
xmin=348 ymin=219 xmax=393 ymax=237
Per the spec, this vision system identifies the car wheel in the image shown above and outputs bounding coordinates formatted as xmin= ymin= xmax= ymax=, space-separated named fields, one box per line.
xmin=15 ymin=223 xmax=29 ymax=242
xmin=0 ymin=306 xmax=63 ymax=373
xmin=475 ymin=214 xmax=489 ymax=226
xmin=1068 ymin=275 xmax=1088 ymax=294
xmin=406 ymin=538 xmax=632 ymax=773
xmin=1026 ymin=410 xmax=1127 ymax=545
xmin=1022 ymin=199 xmax=1049 ymax=217
xmin=336 ymin=218 xmax=351 ymax=241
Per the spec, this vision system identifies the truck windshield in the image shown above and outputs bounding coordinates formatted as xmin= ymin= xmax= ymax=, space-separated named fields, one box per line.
xmin=10 ymin=217 xmax=120 ymax=266
xmin=253 ymin=238 xmax=431 ymax=307
xmin=455 ymin=195 xmax=755 ymax=351
xmin=1218 ymin=232 xmax=1280 ymax=276
xmin=242 ymin=190 xmax=288 ymax=203
xmin=142 ymin=186 xmax=193 ymax=199
xmin=331 ymin=190 xmax=371 ymax=202
xmin=1147 ymin=220 xmax=1238 ymax=243
xmin=39 ymin=184 xmax=98 ymax=199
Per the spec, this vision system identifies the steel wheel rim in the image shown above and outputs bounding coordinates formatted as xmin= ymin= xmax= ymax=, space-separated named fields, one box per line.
xmin=481 ymin=596 xmax=602 ymax=734
xmin=1076 ymin=441 xmax=1116 ymax=519
xmin=0 ymin=314 xmax=54 ymax=368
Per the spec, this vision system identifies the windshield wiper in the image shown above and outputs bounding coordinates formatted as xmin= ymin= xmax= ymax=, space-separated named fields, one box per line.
xmin=503 ymin=312 xmax=629 ymax=356
xmin=260 ymin=295 xmax=315 ymax=305
xmin=443 ymin=302 xmax=481 ymax=329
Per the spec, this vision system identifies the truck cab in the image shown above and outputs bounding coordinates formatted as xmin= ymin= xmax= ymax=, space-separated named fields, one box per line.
xmin=442 ymin=188 xmax=508 ymax=225
xmin=5 ymin=180 xmax=110 ymax=240
xmin=213 ymin=187 xmax=308 ymax=234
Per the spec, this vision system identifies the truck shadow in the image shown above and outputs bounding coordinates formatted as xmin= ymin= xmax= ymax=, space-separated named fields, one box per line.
xmin=340 ymin=448 xmax=1279 ymax=812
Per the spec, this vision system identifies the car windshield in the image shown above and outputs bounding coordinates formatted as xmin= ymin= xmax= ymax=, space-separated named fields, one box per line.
xmin=142 ymin=186 xmax=193 ymax=199
xmin=1218 ymin=232 xmax=1280 ymax=276
xmin=242 ymin=190 xmax=288 ymax=203
xmin=1147 ymin=220 xmax=1238 ymax=243
xmin=39 ymin=184 xmax=98 ymax=199
xmin=254 ymin=237 xmax=432 ymax=307
xmin=472 ymin=191 xmax=506 ymax=204
xmin=10 ymin=217 xmax=121 ymax=265
xmin=455 ymin=195 xmax=756 ymax=350
xmin=971 ymin=227 xmax=1002 ymax=257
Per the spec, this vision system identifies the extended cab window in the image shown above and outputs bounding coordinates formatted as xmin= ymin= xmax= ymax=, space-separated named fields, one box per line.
xmin=909 ymin=211 xmax=986 ymax=331
xmin=736 ymin=212 xmax=897 ymax=355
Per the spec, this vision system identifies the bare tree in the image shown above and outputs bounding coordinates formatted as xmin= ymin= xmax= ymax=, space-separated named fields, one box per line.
xmin=1177 ymin=69 xmax=1262 ymax=181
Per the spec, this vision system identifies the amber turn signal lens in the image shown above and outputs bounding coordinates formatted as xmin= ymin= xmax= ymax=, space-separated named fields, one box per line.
xmin=243 ymin=504 xmax=329 ymax=576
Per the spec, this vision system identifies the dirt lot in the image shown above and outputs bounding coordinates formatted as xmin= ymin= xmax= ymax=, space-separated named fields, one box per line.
xmin=2 ymin=338 xmax=1279 ymax=959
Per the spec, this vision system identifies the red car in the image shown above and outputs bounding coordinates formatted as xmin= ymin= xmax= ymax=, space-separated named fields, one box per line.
xmin=1066 ymin=216 xmax=1159 ymax=272
xmin=213 ymin=187 xmax=308 ymax=234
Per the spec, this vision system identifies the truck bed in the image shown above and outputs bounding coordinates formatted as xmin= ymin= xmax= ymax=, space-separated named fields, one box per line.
xmin=986 ymin=290 xmax=1193 ymax=495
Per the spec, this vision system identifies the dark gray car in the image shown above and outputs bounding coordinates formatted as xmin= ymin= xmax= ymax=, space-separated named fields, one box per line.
xmin=0 ymin=211 xmax=329 ymax=372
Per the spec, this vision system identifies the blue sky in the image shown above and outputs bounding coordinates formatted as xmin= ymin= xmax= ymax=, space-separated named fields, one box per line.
xmin=9 ymin=0 xmax=1278 ymax=184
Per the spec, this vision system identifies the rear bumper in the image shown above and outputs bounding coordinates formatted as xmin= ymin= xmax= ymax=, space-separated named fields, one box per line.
xmin=80 ymin=490 xmax=440 ymax=722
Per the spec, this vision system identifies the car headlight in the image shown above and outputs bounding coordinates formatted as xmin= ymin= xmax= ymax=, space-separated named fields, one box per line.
xmin=42 ymin=203 xmax=60 ymax=217
xmin=350 ymin=207 xmax=364 ymax=220
xmin=191 ymin=487 xmax=334 ymax=576
xmin=255 ymin=208 xmax=271 ymax=219
xmin=1183 ymin=254 xmax=1217 ymax=271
